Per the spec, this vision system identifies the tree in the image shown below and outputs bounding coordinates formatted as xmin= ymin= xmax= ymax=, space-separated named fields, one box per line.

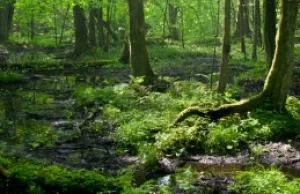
xmin=175 ymin=0 xmax=299 ymax=124
xmin=0 ymin=0 xmax=15 ymax=43
xmin=88 ymin=8 xmax=97 ymax=47
xmin=263 ymin=0 xmax=276 ymax=68
xmin=251 ymin=0 xmax=259 ymax=60
xmin=234 ymin=0 xmax=250 ymax=37
xmin=96 ymin=6 xmax=104 ymax=47
xmin=256 ymin=0 xmax=262 ymax=45
xmin=127 ymin=0 xmax=154 ymax=84
xmin=218 ymin=0 xmax=231 ymax=93
xmin=238 ymin=0 xmax=246 ymax=57
xmin=73 ymin=4 xmax=89 ymax=55
xmin=168 ymin=2 xmax=179 ymax=40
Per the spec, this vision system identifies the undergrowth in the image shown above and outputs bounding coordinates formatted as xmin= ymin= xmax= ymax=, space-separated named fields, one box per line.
xmin=0 ymin=155 xmax=130 ymax=193
xmin=74 ymin=79 xmax=300 ymax=161
xmin=230 ymin=168 xmax=300 ymax=194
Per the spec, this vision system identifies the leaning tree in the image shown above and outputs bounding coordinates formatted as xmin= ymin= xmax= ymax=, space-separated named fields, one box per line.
xmin=175 ymin=0 xmax=299 ymax=124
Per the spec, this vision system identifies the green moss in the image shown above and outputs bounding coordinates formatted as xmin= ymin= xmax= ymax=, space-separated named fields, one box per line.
xmin=0 ymin=155 xmax=124 ymax=193
xmin=0 ymin=72 xmax=26 ymax=83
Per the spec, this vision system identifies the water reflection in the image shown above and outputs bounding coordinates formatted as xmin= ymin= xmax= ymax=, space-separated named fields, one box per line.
xmin=0 ymin=64 xmax=130 ymax=171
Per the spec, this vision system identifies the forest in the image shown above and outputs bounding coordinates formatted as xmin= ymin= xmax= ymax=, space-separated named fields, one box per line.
xmin=1 ymin=0 xmax=300 ymax=193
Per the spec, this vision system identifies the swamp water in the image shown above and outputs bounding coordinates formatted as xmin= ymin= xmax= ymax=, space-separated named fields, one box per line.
xmin=1 ymin=53 xmax=300 ymax=193
xmin=0 ymin=61 xmax=133 ymax=172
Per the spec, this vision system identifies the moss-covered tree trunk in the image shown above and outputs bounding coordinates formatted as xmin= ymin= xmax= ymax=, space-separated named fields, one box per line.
xmin=127 ymin=0 xmax=154 ymax=84
xmin=73 ymin=5 xmax=89 ymax=55
xmin=263 ymin=0 xmax=276 ymax=68
xmin=262 ymin=0 xmax=298 ymax=111
xmin=175 ymin=0 xmax=298 ymax=124
xmin=169 ymin=3 xmax=179 ymax=41
xmin=218 ymin=0 xmax=231 ymax=93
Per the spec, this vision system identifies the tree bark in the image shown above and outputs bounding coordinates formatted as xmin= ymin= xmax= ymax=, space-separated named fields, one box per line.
xmin=263 ymin=0 xmax=276 ymax=68
xmin=235 ymin=0 xmax=251 ymax=37
xmin=175 ymin=0 xmax=298 ymax=124
xmin=96 ymin=7 xmax=105 ymax=47
xmin=119 ymin=41 xmax=130 ymax=64
xmin=30 ymin=15 xmax=35 ymax=40
xmin=168 ymin=3 xmax=179 ymax=40
xmin=243 ymin=0 xmax=251 ymax=36
xmin=127 ymin=0 xmax=154 ymax=84
xmin=103 ymin=2 xmax=111 ymax=52
xmin=262 ymin=0 xmax=298 ymax=111
xmin=238 ymin=0 xmax=246 ymax=56
xmin=73 ymin=5 xmax=89 ymax=55
xmin=7 ymin=1 xmax=15 ymax=35
xmin=88 ymin=8 xmax=97 ymax=47
xmin=0 ymin=0 xmax=15 ymax=43
xmin=218 ymin=0 xmax=231 ymax=93
xmin=251 ymin=0 xmax=259 ymax=60
xmin=256 ymin=0 xmax=262 ymax=45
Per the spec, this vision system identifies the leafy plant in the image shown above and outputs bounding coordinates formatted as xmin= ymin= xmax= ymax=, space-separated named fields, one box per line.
xmin=230 ymin=168 xmax=300 ymax=194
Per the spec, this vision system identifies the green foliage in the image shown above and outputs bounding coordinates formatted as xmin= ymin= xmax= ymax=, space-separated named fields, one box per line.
xmin=230 ymin=168 xmax=300 ymax=194
xmin=155 ymin=121 xmax=207 ymax=156
xmin=74 ymin=77 xmax=300 ymax=159
xmin=0 ymin=155 xmax=126 ymax=193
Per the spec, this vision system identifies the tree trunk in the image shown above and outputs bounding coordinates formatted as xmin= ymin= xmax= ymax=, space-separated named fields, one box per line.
xmin=175 ymin=0 xmax=298 ymax=124
xmin=0 ymin=0 xmax=15 ymax=43
xmin=103 ymin=2 xmax=111 ymax=52
xmin=88 ymin=8 xmax=97 ymax=47
xmin=256 ymin=0 xmax=262 ymax=45
xmin=0 ymin=7 xmax=9 ymax=43
xmin=7 ymin=1 xmax=15 ymax=36
xmin=168 ymin=3 xmax=179 ymax=40
xmin=59 ymin=4 xmax=70 ymax=45
xmin=235 ymin=0 xmax=251 ymax=37
xmin=218 ymin=0 xmax=231 ymax=93
xmin=243 ymin=0 xmax=251 ymax=36
xmin=73 ymin=5 xmax=89 ymax=55
xmin=96 ymin=7 xmax=104 ymax=47
xmin=103 ymin=20 xmax=119 ymax=41
xmin=263 ymin=0 xmax=276 ymax=68
xmin=127 ymin=0 xmax=154 ymax=84
xmin=239 ymin=0 xmax=246 ymax=57
xmin=251 ymin=0 xmax=259 ymax=60
xmin=262 ymin=0 xmax=298 ymax=111
xmin=30 ymin=15 xmax=35 ymax=40
xmin=119 ymin=41 xmax=130 ymax=64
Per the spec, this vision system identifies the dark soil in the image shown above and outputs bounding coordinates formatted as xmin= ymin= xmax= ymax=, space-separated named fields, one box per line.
xmin=1 ymin=51 xmax=300 ymax=193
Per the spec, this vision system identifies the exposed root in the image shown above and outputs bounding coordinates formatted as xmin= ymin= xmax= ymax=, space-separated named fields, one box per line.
xmin=174 ymin=92 xmax=266 ymax=125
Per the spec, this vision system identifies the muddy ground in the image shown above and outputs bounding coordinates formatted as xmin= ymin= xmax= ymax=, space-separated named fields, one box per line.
xmin=1 ymin=51 xmax=300 ymax=193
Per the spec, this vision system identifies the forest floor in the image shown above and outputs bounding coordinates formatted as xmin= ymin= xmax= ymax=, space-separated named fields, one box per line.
xmin=1 ymin=44 xmax=300 ymax=193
